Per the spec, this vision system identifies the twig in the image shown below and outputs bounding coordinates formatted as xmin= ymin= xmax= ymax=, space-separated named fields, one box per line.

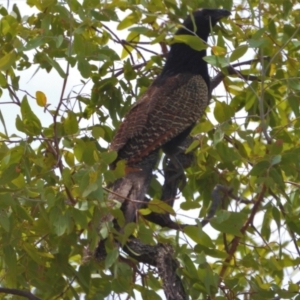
xmin=53 ymin=276 xmax=76 ymax=300
xmin=0 ymin=287 xmax=41 ymax=300
xmin=257 ymin=2 xmax=272 ymax=144
xmin=50 ymin=7 xmax=76 ymax=205
xmin=251 ymin=225 xmax=277 ymax=256
xmin=6 ymin=83 xmax=21 ymax=105
xmin=210 ymin=58 xmax=269 ymax=92
xmin=285 ymin=180 xmax=300 ymax=188
xmin=230 ymin=56 xmax=270 ymax=68
xmin=99 ymin=24 xmax=135 ymax=65
xmin=269 ymin=190 xmax=300 ymax=257
xmin=219 ymin=184 xmax=267 ymax=278
xmin=0 ymin=101 xmax=20 ymax=105
xmin=103 ymin=186 xmax=149 ymax=205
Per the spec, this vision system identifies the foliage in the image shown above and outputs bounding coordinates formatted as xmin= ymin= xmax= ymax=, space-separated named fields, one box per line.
xmin=0 ymin=0 xmax=300 ymax=299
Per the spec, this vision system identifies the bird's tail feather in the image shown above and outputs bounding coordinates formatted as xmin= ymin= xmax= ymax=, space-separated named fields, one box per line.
xmin=95 ymin=150 xmax=159 ymax=260
xmin=110 ymin=150 xmax=159 ymax=224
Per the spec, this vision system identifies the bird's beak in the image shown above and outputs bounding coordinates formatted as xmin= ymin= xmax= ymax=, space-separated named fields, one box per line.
xmin=214 ymin=9 xmax=231 ymax=21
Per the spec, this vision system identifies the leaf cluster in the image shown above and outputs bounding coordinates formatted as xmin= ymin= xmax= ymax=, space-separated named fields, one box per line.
xmin=1 ymin=0 xmax=300 ymax=299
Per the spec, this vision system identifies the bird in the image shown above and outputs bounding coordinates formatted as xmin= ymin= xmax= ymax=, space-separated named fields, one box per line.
xmin=104 ymin=8 xmax=231 ymax=230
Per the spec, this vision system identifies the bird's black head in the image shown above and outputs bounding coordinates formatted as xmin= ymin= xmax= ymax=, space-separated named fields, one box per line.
xmin=159 ymin=8 xmax=230 ymax=80
xmin=177 ymin=8 xmax=231 ymax=40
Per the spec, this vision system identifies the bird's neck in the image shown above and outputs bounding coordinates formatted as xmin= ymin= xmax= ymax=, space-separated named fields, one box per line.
xmin=160 ymin=42 xmax=210 ymax=87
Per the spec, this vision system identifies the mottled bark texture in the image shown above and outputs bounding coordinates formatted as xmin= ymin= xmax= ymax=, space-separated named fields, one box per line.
xmin=124 ymin=239 xmax=188 ymax=300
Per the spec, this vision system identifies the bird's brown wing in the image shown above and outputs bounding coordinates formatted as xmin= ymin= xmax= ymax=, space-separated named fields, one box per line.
xmin=110 ymin=73 xmax=208 ymax=164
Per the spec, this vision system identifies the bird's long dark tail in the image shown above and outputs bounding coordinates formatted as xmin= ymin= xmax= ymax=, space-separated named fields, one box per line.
xmin=112 ymin=150 xmax=159 ymax=224
xmin=95 ymin=150 xmax=159 ymax=260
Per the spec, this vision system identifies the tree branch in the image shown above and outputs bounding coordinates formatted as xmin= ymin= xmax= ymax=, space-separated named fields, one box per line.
xmin=219 ymin=184 xmax=267 ymax=279
xmin=97 ymin=56 xmax=263 ymax=298
xmin=0 ymin=288 xmax=41 ymax=300
xmin=123 ymin=239 xmax=187 ymax=300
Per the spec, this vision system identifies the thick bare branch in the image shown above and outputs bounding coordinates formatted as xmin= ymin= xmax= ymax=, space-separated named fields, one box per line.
xmin=123 ymin=239 xmax=187 ymax=300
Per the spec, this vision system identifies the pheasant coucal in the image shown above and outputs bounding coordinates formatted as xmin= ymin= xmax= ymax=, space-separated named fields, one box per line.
xmin=107 ymin=8 xmax=231 ymax=226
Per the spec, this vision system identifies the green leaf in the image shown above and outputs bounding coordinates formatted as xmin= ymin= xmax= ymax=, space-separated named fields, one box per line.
xmin=248 ymin=29 xmax=269 ymax=48
xmin=74 ymin=139 xmax=85 ymax=162
xmin=82 ymin=182 xmax=98 ymax=198
xmin=193 ymin=119 xmax=214 ymax=133
xmin=92 ymin=126 xmax=105 ymax=139
xmin=16 ymin=96 xmax=42 ymax=136
xmin=197 ymin=263 xmax=218 ymax=294
xmin=64 ymin=150 xmax=75 ymax=167
xmin=230 ymin=45 xmax=248 ymax=62
xmin=27 ymin=0 xmax=56 ymax=10
xmin=63 ymin=111 xmax=79 ymax=135
xmin=139 ymin=208 xmax=151 ymax=215
xmin=0 ymin=193 xmax=14 ymax=209
xmin=173 ymin=35 xmax=207 ymax=51
xmin=182 ymin=254 xmax=199 ymax=279
xmin=24 ymin=37 xmax=43 ymax=51
xmin=0 ymin=163 xmax=20 ymax=185
xmin=128 ymin=26 xmax=150 ymax=34
xmin=0 ymin=72 xmax=7 ymax=88
xmin=137 ymin=224 xmax=154 ymax=244
xmin=288 ymin=95 xmax=300 ymax=117
xmin=185 ymin=139 xmax=199 ymax=153
xmin=272 ymin=206 xmax=281 ymax=231
xmin=105 ymin=248 xmax=119 ymax=269
xmin=123 ymin=59 xmax=137 ymax=80
xmin=184 ymin=225 xmax=214 ymax=247
xmin=194 ymin=245 xmax=227 ymax=259
xmin=261 ymin=210 xmax=271 ymax=241
xmin=216 ymin=142 xmax=239 ymax=163
xmin=23 ymin=243 xmax=46 ymax=265
xmin=78 ymin=58 xmax=91 ymax=78
xmin=1 ymin=3 xmax=299 ymax=297
xmin=269 ymin=168 xmax=285 ymax=188
xmin=212 ymin=45 xmax=227 ymax=56
xmin=181 ymin=200 xmax=200 ymax=210
xmin=237 ymin=141 xmax=250 ymax=160
xmin=268 ymin=20 xmax=277 ymax=38
xmin=203 ymin=55 xmax=228 ymax=68
xmin=101 ymin=151 xmax=118 ymax=165
xmin=49 ymin=207 xmax=70 ymax=236
xmin=214 ymin=101 xmax=235 ymax=123
xmin=148 ymin=199 xmax=175 ymax=215
xmin=270 ymin=155 xmax=281 ymax=166
xmin=43 ymin=53 xmax=66 ymax=78
xmin=213 ymin=127 xmax=224 ymax=145
xmin=0 ymin=210 xmax=10 ymax=232
xmin=12 ymin=4 xmax=21 ymax=21
xmin=13 ymin=204 xmax=33 ymax=222
xmin=210 ymin=211 xmax=247 ymax=237
xmin=75 ymin=265 xmax=90 ymax=293
xmin=117 ymin=13 xmax=140 ymax=30
xmin=56 ymin=35 xmax=64 ymax=48
xmin=140 ymin=289 xmax=161 ymax=300
xmin=112 ymin=262 xmax=134 ymax=293
xmin=0 ymin=51 xmax=16 ymax=71
xmin=288 ymin=78 xmax=300 ymax=91
xmin=249 ymin=161 xmax=270 ymax=176
xmin=3 ymin=245 xmax=17 ymax=269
